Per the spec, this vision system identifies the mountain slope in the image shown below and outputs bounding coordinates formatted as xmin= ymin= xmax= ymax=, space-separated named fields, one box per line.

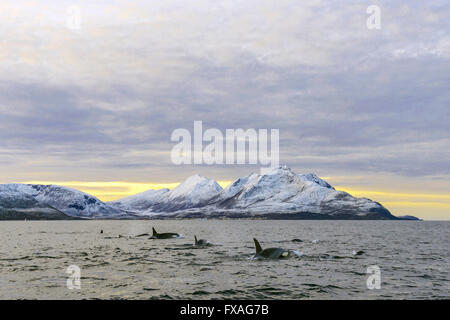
xmin=142 ymin=174 xmax=223 ymax=212
xmin=141 ymin=167 xmax=396 ymax=219
xmin=0 ymin=184 xmax=126 ymax=218
xmin=0 ymin=185 xmax=71 ymax=220
xmin=1 ymin=168 xmax=400 ymax=220
xmin=108 ymin=188 xmax=169 ymax=212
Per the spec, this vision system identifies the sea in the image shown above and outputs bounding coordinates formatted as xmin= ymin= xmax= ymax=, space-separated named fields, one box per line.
xmin=0 ymin=220 xmax=448 ymax=299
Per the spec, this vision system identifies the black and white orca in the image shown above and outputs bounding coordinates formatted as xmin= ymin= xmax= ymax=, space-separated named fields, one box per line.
xmin=253 ymin=238 xmax=292 ymax=259
xmin=151 ymin=227 xmax=180 ymax=239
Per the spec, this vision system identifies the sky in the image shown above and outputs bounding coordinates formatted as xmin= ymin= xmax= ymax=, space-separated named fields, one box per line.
xmin=0 ymin=1 xmax=449 ymax=220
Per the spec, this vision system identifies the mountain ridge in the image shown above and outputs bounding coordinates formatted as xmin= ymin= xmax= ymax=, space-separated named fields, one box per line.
xmin=0 ymin=167 xmax=418 ymax=220
xmin=128 ymin=166 xmax=396 ymax=219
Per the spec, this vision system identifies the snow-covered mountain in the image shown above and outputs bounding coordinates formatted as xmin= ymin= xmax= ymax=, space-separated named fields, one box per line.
xmin=213 ymin=166 xmax=393 ymax=218
xmin=0 ymin=167 xmax=401 ymax=220
xmin=0 ymin=185 xmax=69 ymax=220
xmin=107 ymin=166 xmax=396 ymax=219
xmin=142 ymin=166 xmax=395 ymax=219
xmin=106 ymin=175 xmax=222 ymax=214
xmin=140 ymin=174 xmax=223 ymax=213
xmin=0 ymin=184 xmax=126 ymax=219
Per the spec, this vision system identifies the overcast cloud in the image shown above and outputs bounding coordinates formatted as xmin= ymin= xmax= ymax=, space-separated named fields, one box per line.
xmin=0 ymin=0 xmax=449 ymax=194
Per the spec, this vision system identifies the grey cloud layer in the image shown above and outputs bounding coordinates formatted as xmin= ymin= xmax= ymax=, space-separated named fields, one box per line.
xmin=0 ymin=0 xmax=449 ymax=182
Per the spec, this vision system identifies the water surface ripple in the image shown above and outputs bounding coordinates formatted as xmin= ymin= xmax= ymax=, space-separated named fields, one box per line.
xmin=0 ymin=220 xmax=448 ymax=299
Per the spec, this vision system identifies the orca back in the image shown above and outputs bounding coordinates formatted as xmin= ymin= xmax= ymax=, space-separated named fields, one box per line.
xmin=253 ymin=238 xmax=263 ymax=254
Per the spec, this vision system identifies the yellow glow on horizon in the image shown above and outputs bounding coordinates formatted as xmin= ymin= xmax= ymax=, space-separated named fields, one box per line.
xmin=337 ymin=188 xmax=450 ymax=200
xmin=335 ymin=187 xmax=450 ymax=220
xmin=23 ymin=180 xmax=233 ymax=202
xmin=381 ymin=201 xmax=450 ymax=209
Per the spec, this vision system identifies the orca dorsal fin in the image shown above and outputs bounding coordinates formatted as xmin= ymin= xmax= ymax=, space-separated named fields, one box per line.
xmin=194 ymin=235 xmax=198 ymax=245
xmin=152 ymin=227 xmax=157 ymax=236
xmin=253 ymin=238 xmax=263 ymax=254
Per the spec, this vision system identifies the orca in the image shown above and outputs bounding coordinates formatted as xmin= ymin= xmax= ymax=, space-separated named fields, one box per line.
xmin=352 ymin=250 xmax=365 ymax=256
xmin=194 ymin=235 xmax=211 ymax=247
xmin=253 ymin=238 xmax=292 ymax=259
xmin=151 ymin=227 xmax=180 ymax=239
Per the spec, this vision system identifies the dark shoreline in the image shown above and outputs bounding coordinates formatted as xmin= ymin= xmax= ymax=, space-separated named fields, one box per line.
xmin=0 ymin=213 xmax=422 ymax=221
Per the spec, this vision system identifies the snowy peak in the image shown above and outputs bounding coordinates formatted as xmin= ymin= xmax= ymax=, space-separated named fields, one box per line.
xmin=111 ymin=188 xmax=169 ymax=204
xmin=219 ymin=166 xmax=321 ymax=200
xmin=205 ymin=166 xmax=393 ymax=219
xmin=238 ymin=167 xmax=306 ymax=200
xmin=137 ymin=174 xmax=223 ymax=213
xmin=217 ymin=172 xmax=260 ymax=200
xmin=298 ymin=173 xmax=334 ymax=189
xmin=216 ymin=166 xmax=311 ymax=205
xmin=167 ymin=174 xmax=222 ymax=203
xmin=258 ymin=166 xmax=333 ymax=189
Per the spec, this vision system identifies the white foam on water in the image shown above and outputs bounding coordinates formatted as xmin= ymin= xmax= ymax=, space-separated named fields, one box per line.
xmin=292 ymin=250 xmax=303 ymax=257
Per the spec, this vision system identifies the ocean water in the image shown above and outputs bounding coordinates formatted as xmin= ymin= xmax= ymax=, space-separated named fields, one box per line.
xmin=0 ymin=220 xmax=448 ymax=300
